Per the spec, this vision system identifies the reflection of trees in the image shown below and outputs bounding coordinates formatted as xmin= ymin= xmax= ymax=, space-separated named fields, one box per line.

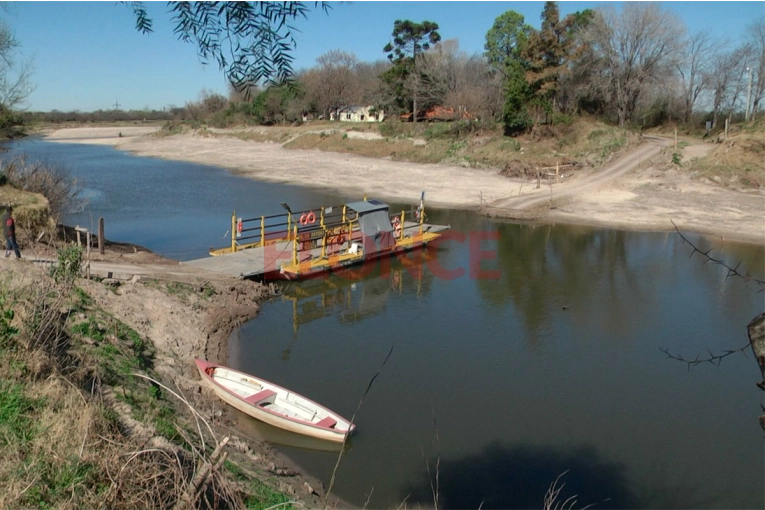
xmin=476 ymin=223 xmax=638 ymax=340
xmin=402 ymin=442 xmax=637 ymax=509
xmin=476 ymin=222 xmax=765 ymax=347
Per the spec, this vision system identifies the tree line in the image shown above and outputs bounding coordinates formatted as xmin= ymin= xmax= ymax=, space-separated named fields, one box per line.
xmin=3 ymin=2 xmax=765 ymax=136
xmin=295 ymin=2 xmax=764 ymax=134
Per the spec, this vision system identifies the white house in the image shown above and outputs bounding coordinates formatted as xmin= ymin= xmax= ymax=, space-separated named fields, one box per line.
xmin=333 ymin=106 xmax=384 ymax=123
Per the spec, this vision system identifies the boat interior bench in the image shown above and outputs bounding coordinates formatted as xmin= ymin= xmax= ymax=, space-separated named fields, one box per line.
xmin=315 ymin=416 xmax=338 ymax=429
xmin=244 ymin=389 xmax=276 ymax=405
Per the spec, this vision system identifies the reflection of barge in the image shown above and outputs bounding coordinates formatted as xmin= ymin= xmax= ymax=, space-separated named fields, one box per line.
xmin=184 ymin=195 xmax=449 ymax=281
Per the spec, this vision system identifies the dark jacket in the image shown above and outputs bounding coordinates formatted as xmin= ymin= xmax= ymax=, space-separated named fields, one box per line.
xmin=2 ymin=212 xmax=15 ymax=239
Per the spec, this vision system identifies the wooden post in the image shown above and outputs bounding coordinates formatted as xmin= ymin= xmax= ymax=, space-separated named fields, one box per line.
xmin=556 ymin=162 xmax=560 ymax=184
xmin=725 ymin=118 xmax=729 ymax=140
xmin=674 ymin=127 xmax=678 ymax=150
xmin=75 ymin=225 xmax=81 ymax=247
xmin=748 ymin=313 xmax=765 ymax=431
xmin=231 ymin=211 xmax=236 ymax=253
xmin=86 ymin=231 xmax=91 ymax=279
xmin=98 ymin=217 xmax=104 ymax=255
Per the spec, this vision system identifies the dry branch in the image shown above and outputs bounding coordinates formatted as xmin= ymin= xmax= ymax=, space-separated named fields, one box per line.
xmin=671 ymin=219 xmax=765 ymax=288
xmin=324 ymin=344 xmax=395 ymax=509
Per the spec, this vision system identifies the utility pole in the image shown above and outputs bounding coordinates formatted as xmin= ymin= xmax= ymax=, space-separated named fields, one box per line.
xmin=745 ymin=67 xmax=753 ymax=122
xmin=114 ymin=99 xmax=121 ymax=110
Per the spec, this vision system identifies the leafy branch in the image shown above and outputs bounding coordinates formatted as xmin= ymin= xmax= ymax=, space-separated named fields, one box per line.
xmin=126 ymin=1 xmax=330 ymax=92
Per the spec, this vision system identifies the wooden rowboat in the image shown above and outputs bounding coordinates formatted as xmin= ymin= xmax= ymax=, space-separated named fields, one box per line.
xmin=194 ymin=359 xmax=355 ymax=442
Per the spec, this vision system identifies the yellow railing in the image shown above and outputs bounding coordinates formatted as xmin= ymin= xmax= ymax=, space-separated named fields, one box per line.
xmin=212 ymin=196 xmax=430 ymax=261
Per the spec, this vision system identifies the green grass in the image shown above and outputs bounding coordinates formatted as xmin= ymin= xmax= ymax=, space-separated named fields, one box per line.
xmin=70 ymin=319 xmax=106 ymax=342
xmin=72 ymin=286 xmax=93 ymax=311
xmin=23 ymin=457 xmax=97 ymax=509
xmin=0 ymin=380 xmax=45 ymax=447
xmin=224 ymin=460 xmax=295 ymax=510
xmin=244 ymin=478 xmax=296 ymax=510
xmin=0 ymin=294 xmax=18 ymax=350
xmin=224 ymin=459 xmax=250 ymax=481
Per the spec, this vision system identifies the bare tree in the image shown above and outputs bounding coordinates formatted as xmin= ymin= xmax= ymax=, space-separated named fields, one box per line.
xmin=355 ymin=60 xmax=391 ymax=107
xmin=419 ymin=39 xmax=498 ymax=121
xmin=313 ymin=50 xmax=360 ymax=119
xmin=726 ymin=45 xmax=753 ymax=122
xmin=707 ymin=44 xmax=738 ymax=128
xmin=583 ymin=3 xmax=684 ymax=127
xmin=745 ymin=17 xmax=765 ymax=119
xmin=0 ymin=16 xmax=34 ymax=119
xmin=677 ymin=31 xmax=715 ymax=124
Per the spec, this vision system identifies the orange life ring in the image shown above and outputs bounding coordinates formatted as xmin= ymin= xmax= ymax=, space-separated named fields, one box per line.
xmin=393 ymin=216 xmax=401 ymax=237
xmin=306 ymin=211 xmax=316 ymax=224
xmin=299 ymin=213 xmax=308 ymax=225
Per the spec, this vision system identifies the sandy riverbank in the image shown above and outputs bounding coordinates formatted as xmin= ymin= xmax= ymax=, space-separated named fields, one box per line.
xmin=42 ymin=125 xmax=764 ymax=245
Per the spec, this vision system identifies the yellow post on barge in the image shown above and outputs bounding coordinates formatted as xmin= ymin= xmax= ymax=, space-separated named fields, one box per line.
xmin=183 ymin=194 xmax=450 ymax=280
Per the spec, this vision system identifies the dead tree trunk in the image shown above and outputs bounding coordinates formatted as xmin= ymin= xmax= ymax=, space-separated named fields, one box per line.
xmin=747 ymin=312 xmax=765 ymax=431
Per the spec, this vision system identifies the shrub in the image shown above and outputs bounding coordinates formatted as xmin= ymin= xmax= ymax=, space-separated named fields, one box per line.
xmin=378 ymin=121 xmax=398 ymax=138
xmin=50 ymin=244 xmax=83 ymax=284
xmin=2 ymin=156 xmax=82 ymax=221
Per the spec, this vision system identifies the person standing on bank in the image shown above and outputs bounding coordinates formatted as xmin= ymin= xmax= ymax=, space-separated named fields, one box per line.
xmin=2 ymin=205 xmax=21 ymax=258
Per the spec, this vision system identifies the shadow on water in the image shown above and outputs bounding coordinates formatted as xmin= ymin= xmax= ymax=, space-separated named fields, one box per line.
xmin=402 ymin=442 xmax=636 ymax=509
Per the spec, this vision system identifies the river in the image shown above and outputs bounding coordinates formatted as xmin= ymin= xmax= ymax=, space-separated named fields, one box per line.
xmin=3 ymin=138 xmax=764 ymax=509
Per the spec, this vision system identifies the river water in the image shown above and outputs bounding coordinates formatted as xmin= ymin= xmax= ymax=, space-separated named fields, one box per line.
xmin=3 ymin=139 xmax=764 ymax=509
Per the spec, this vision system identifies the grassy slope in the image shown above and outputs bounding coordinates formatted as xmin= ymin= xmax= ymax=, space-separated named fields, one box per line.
xmin=0 ymin=253 xmax=294 ymax=509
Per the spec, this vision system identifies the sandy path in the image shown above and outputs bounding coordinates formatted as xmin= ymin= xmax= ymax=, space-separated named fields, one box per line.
xmin=489 ymin=136 xmax=668 ymax=210
xmin=43 ymin=126 xmax=765 ymax=244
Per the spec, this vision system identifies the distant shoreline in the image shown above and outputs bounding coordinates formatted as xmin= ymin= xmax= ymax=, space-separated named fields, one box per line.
xmin=41 ymin=125 xmax=765 ymax=246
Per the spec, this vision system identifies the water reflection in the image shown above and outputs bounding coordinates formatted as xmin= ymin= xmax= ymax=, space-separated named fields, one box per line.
xmin=403 ymin=442 xmax=635 ymax=509
xmin=278 ymin=249 xmax=437 ymax=338
xmin=235 ymin=220 xmax=763 ymax=509
xmin=227 ymin=406 xmax=349 ymax=453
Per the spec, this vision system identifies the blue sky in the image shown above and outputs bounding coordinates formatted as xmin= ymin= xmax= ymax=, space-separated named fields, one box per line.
xmin=6 ymin=1 xmax=765 ymax=112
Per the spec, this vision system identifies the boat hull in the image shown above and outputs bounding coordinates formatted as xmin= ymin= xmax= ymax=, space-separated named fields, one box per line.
xmin=278 ymin=233 xmax=439 ymax=281
xmin=195 ymin=359 xmax=354 ymax=443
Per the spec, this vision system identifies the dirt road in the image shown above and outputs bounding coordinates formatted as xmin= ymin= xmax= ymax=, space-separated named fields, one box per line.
xmin=489 ymin=136 xmax=669 ymax=211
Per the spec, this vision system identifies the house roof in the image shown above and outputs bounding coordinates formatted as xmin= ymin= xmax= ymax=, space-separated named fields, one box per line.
xmin=337 ymin=105 xmax=374 ymax=113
